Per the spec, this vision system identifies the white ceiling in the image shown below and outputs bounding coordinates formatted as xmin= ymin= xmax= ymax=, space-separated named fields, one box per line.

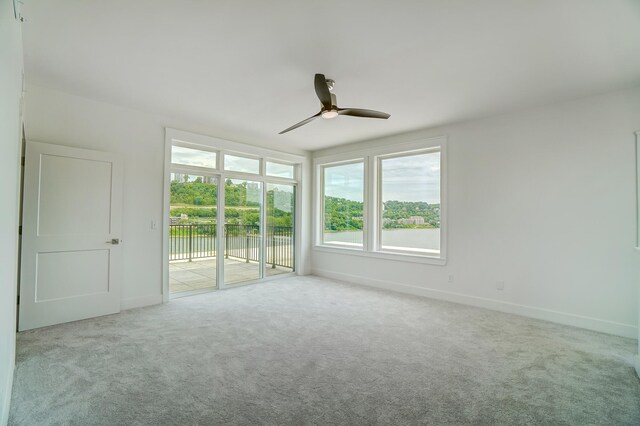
xmin=22 ymin=0 xmax=640 ymax=151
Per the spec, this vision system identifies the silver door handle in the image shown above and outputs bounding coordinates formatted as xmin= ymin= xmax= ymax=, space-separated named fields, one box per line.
xmin=106 ymin=238 xmax=121 ymax=245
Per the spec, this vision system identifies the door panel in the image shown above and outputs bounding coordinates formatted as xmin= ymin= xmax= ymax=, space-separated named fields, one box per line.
xmin=19 ymin=141 xmax=123 ymax=331
xmin=223 ymin=179 xmax=262 ymax=285
xmin=168 ymin=173 xmax=218 ymax=294
xmin=38 ymin=154 xmax=113 ymax=236
xmin=265 ymin=183 xmax=295 ymax=277
xmin=35 ymin=250 xmax=110 ymax=302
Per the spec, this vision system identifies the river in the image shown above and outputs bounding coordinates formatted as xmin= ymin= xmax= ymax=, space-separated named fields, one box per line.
xmin=324 ymin=228 xmax=440 ymax=250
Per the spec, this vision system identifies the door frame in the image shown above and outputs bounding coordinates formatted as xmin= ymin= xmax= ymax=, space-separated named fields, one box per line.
xmin=162 ymin=129 xmax=304 ymax=302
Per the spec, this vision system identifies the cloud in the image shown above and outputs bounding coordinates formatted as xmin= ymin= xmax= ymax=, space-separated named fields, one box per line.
xmin=171 ymin=146 xmax=217 ymax=168
xmin=324 ymin=153 xmax=441 ymax=204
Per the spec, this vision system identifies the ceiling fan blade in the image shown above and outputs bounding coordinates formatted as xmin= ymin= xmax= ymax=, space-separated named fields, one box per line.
xmin=337 ymin=108 xmax=390 ymax=119
xmin=314 ymin=74 xmax=332 ymax=110
xmin=279 ymin=111 xmax=322 ymax=134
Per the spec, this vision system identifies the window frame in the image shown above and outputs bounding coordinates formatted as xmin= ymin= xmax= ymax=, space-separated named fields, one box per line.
xmin=375 ymin=147 xmax=442 ymax=256
xmin=314 ymin=136 xmax=447 ymax=266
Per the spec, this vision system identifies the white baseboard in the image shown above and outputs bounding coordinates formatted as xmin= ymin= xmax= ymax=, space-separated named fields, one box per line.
xmin=121 ymin=294 xmax=163 ymax=310
xmin=1 ymin=361 xmax=14 ymax=426
xmin=635 ymin=355 xmax=640 ymax=378
xmin=312 ymin=268 xmax=638 ymax=339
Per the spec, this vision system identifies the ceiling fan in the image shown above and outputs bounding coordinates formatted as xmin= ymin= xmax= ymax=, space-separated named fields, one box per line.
xmin=279 ymin=74 xmax=390 ymax=134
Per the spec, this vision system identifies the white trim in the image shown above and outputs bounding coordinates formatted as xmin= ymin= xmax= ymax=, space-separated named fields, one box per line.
xmin=170 ymin=166 xmax=219 ymax=179
xmin=121 ymin=294 xmax=163 ymax=310
xmin=293 ymin=178 xmax=302 ymax=275
xmin=438 ymin=142 xmax=448 ymax=260
xmin=1 ymin=360 xmax=13 ymax=426
xmin=635 ymin=130 xmax=639 ymax=249
xmin=313 ymin=135 xmax=447 ymax=164
xmin=367 ymin=154 xmax=377 ymax=253
xmin=162 ymin=135 xmax=172 ymax=303
xmin=260 ymin=180 xmax=267 ymax=279
xmin=169 ymin=286 xmax=218 ymax=300
xmin=167 ymin=128 xmax=304 ymax=164
xmin=216 ymin=175 xmax=226 ymax=289
xmin=313 ymin=245 xmax=447 ymax=265
xmin=167 ymin=163 xmax=219 ymax=177
xmin=311 ymin=269 xmax=638 ymax=339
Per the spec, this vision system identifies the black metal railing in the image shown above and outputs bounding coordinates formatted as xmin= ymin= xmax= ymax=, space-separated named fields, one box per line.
xmin=169 ymin=223 xmax=293 ymax=269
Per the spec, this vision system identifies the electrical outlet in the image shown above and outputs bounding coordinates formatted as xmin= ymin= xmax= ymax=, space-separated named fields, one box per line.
xmin=448 ymin=275 xmax=454 ymax=283
xmin=496 ymin=281 xmax=505 ymax=291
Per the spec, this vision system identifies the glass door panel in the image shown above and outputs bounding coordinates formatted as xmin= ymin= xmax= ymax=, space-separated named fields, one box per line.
xmin=224 ymin=179 xmax=262 ymax=285
xmin=266 ymin=183 xmax=295 ymax=277
xmin=168 ymin=173 xmax=218 ymax=294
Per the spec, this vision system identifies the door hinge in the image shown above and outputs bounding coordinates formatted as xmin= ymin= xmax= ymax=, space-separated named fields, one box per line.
xmin=18 ymin=225 xmax=22 ymax=235
xmin=21 ymin=157 xmax=25 ymax=166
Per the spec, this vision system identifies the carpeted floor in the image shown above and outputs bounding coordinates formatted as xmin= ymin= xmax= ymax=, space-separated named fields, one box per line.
xmin=9 ymin=276 xmax=640 ymax=425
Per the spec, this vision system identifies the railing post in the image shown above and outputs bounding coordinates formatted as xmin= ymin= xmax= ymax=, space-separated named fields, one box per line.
xmin=245 ymin=228 xmax=250 ymax=263
xmin=188 ymin=224 xmax=193 ymax=262
xmin=271 ymin=231 xmax=276 ymax=269
xmin=224 ymin=224 xmax=228 ymax=259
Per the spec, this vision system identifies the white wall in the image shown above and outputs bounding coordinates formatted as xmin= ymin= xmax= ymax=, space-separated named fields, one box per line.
xmin=0 ymin=1 xmax=23 ymax=423
xmin=24 ymin=84 xmax=311 ymax=310
xmin=312 ymin=87 xmax=640 ymax=339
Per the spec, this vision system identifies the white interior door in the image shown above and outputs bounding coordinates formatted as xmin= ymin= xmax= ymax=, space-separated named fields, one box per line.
xmin=19 ymin=141 xmax=123 ymax=331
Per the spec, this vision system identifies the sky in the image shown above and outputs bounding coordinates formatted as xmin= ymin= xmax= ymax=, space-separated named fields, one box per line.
xmin=325 ymin=152 xmax=440 ymax=204
xmin=172 ymin=146 xmax=294 ymax=178
xmin=172 ymin=145 xmax=217 ymax=168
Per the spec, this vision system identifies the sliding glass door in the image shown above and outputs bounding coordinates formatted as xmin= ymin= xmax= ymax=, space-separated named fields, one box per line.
xmin=166 ymin=135 xmax=300 ymax=297
xmin=224 ymin=179 xmax=263 ymax=285
xmin=168 ymin=173 xmax=218 ymax=294
xmin=266 ymin=183 xmax=295 ymax=277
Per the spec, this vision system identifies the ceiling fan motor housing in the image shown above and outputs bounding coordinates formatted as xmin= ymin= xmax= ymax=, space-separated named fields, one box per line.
xmin=322 ymin=93 xmax=338 ymax=111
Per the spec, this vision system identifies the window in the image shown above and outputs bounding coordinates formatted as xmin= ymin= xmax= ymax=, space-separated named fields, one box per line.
xmin=315 ymin=138 xmax=446 ymax=264
xmin=379 ymin=150 xmax=440 ymax=254
xmin=224 ymin=154 xmax=260 ymax=174
xmin=171 ymin=145 xmax=217 ymax=169
xmin=321 ymin=161 xmax=364 ymax=247
xmin=266 ymin=161 xmax=295 ymax=179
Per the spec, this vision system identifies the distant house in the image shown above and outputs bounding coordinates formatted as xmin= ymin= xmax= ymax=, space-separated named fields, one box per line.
xmin=398 ymin=216 xmax=425 ymax=225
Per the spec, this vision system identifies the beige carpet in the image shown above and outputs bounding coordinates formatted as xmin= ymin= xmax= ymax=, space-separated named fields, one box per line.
xmin=9 ymin=275 xmax=640 ymax=425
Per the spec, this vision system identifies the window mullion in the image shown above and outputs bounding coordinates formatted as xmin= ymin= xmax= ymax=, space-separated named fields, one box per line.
xmin=365 ymin=155 xmax=376 ymax=253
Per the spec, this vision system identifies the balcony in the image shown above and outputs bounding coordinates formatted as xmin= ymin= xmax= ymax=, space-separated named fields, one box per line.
xmin=169 ymin=224 xmax=293 ymax=293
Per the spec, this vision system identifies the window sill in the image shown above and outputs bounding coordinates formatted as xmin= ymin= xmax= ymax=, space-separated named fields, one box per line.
xmin=313 ymin=244 xmax=447 ymax=266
